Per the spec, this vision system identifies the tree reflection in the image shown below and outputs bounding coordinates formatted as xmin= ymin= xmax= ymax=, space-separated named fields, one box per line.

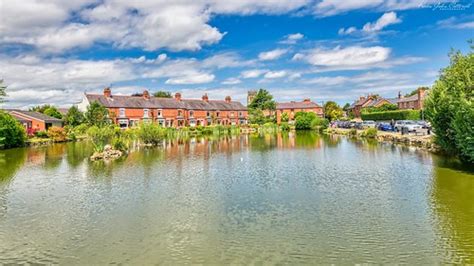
xmin=430 ymin=163 xmax=474 ymax=264
xmin=0 ymin=148 xmax=27 ymax=185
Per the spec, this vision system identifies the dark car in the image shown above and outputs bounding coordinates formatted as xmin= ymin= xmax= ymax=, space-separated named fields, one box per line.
xmin=378 ymin=122 xmax=393 ymax=131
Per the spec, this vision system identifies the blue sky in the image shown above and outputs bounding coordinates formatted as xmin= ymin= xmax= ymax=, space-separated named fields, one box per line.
xmin=0 ymin=0 xmax=472 ymax=108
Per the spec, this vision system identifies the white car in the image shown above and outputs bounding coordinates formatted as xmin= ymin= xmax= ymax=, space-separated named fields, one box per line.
xmin=394 ymin=120 xmax=422 ymax=132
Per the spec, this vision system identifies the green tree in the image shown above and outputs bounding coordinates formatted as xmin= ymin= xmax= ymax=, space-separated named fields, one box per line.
xmin=294 ymin=112 xmax=317 ymax=130
xmin=29 ymin=104 xmax=52 ymax=113
xmin=342 ymin=103 xmax=351 ymax=111
xmin=85 ymin=101 xmax=110 ymax=127
xmin=248 ymin=109 xmax=267 ymax=125
xmin=153 ymin=91 xmax=172 ymax=98
xmin=248 ymin=89 xmax=276 ymax=111
xmin=0 ymin=79 xmax=7 ymax=103
xmin=323 ymin=101 xmax=343 ymax=121
xmin=65 ymin=105 xmax=84 ymax=127
xmin=43 ymin=107 xmax=63 ymax=119
xmin=0 ymin=111 xmax=27 ymax=149
xmin=280 ymin=112 xmax=289 ymax=122
xmin=424 ymin=42 xmax=473 ymax=162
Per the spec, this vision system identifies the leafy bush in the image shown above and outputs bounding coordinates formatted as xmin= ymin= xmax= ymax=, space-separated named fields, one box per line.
xmin=280 ymin=112 xmax=289 ymax=122
xmin=47 ymin=126 xmax=67 ymax=142
xmin=43 ymin=107 xmax=63 ymax=119
xmin=361 ymin=128 xmax=378 ymax=138
xmin=310 ymin=117 xmax=329 ymax=131
xmin=0 ymin=111 xmax=27 ymax=149
xmin=361 ymin=110 xmax=420 ymax=121
xmin=64 ymin=106 xmax=84 ymax=127
xmin=425 ymin=45 xmax=473 ymax=162
xmin=34 ymin=130 xmax=48 ymax=138
xmin=361 ymin=104 xmax=398 ymax=113
xmin=295 ymin=111 xmax=317 ymax=130
xmin=349 ymin=128 xmax=357 ymax=137
xmin=280 ymin=122 xmax=290 ymax=131
xmin=137 ymin=122 xmax=166 ymax=145
xmin=73 ymin=124 xmax=89 ymax=135
xmin=87 ymin=125 xmax=115 ymax=152
xmin=85 ymin=101 xmax=109 ymax=127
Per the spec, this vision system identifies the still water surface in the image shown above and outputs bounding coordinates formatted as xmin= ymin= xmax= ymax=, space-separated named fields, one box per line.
xmin=0 ymin=132 xmax=473 ymax=264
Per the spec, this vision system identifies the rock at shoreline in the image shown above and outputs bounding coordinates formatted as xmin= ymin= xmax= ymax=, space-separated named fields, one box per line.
xmin=90 ymin=145 xmax=123 ymax=161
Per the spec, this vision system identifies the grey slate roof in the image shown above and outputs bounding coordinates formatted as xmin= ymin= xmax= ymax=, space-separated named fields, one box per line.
xmin=9 ymin=110 xmax=63 ymax=123
xmin=85 ymin=94 xmax=247 ymax=111
xmin=276 ymin=101 xmax=321 ymax=109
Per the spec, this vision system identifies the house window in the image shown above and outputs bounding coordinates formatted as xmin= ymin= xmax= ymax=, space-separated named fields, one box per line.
xmin=157 ymin=109 xmax=162 ymax=117
xmin=216 ymin=111 xmax=220 ymax=117
xmin=144 ymin=109 xmax=149 ymax=118
xmin=178 ymin=110 xmax=183 ymax=117
xmin=206 ymin=111 xmax=211 ymax=117
xmin=119 ymin=108 xmax=125 ymax=117
xmin=239 ymin=112 xmax=243 ymax=117
xmin=230 ymin=112 xmax=234 ymax=117
xmin=189 ymin=110 xmax=194 ymax=118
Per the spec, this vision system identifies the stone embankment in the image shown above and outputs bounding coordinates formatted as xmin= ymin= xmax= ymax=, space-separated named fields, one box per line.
xmin=325 ymin=128 xmax=439 ymax=152
xmin=90 ymin=145 xmax=123 ymax=161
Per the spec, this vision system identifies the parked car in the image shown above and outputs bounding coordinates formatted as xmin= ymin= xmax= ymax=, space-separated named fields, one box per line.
xmin=416 ymin=120 xmax=432 ymax=130
xmin=355 ymin=122 xmax=364 ymax=129
xmin=378 ymin=122 xmax=393 ymax=131
xmin=394 ymin=120 xmax=422 ymax=132
xmin=361 ymin=120 xmax=376 ymax=129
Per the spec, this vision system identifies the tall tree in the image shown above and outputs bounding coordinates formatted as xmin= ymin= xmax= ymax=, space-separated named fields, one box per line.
xmin=84 ymin=101 xmax=110 ymax=127
xmin=342 ymin=103 xmax=351 ymax=111
xmin=0 ymin=80 xmax=7 ymax=103
xmin=29 ymin=104 xmax=52 ymax=113
xmin=43 ymin=107 xmax=63 ymax=119
xmin=153 ymin=91 xmax=172 ymax=98
xmin=64 ymin=106 xmax=84 ymax=127
xmin=425 ymin=42 xmax=473 ymax=162
xmin=323 ymin=101 xmax=343 ymax=121
xmin=248 ymin=89 xmax=276 ymax=110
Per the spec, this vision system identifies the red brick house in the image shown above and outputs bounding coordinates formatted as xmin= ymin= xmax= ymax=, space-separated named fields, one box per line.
xmin=347 ymin=95 xmax=398 ymax=117
xmin=78 ymin=88 xmax=248 ymax=128
xmin=397 ymin=88 xmax=428 ymax=110
xmin=8 ymin=110 xmax=63 ymax=135
xmin=275 ymin=99 xmax=323 ymax=124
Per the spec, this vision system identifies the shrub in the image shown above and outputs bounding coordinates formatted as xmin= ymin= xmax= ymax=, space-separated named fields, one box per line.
xmin=362 ymin=128 xmax=378 ymax=138
xmin=361 ymin=110 xmax=420 ymax=121
xmin=349 ymin=128 xmax=357 ymax=137
xmin=34 ymin=130 xmax=49 ymax=138
xmin=280 ymin=112 xmax=289 ymax=122
xmin=425 ymin=45 xmax=473 ymax=162
xmin=73 ymin=124 xmax=89 ymax=135
xmin=0 ymin=111 xmax=27 ymax=149
xmin=47 ymin=126 xmax=67 ymax=142
xmin=311 ymin=117 xmax=329 ymax=131
xmin=280 ymin=122 xmax=290 ymax=131
xmin=295 ymin=111 xmax=317 ymax=130
xmin=137 ymin=122 xmax=165 ymax=145
xmin=87 ymin=125 xmax=115 ymax=152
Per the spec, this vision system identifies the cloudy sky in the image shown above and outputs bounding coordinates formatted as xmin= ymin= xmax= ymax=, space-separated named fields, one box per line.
xmin=0 ymin=0 xmax=472 ymax=108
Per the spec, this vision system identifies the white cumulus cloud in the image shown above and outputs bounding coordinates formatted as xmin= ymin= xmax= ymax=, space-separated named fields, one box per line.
xmin=258 ymin=49 xmax=288 ymax=61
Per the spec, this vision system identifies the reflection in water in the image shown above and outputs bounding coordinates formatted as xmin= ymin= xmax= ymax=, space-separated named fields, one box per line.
xmin=430 ymin=162 xmax=474 ymax=264
xmin=0 ymin=132 xmax=472 ymax=264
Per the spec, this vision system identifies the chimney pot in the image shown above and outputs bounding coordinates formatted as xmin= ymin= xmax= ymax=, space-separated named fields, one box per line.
xmin=175 ymin=92 xmax=182 ymax=101
xmin=202 ymin=94 xmax=209 ymax=102
xmin=143 ymin=90 xmax=150 ymax=99
xmin=104 ymin=87 xmax=111 ymax=98
xmin=225 ymin=96 xmax=231 ymax=103
xmin=303 ymin=98 xmax=311 ymax=103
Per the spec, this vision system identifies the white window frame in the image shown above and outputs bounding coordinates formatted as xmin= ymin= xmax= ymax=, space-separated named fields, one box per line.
xmin=119 ymin=108 xmax=125 ymax=118
xmin=143 ymin=108 xmax=149 ymax=118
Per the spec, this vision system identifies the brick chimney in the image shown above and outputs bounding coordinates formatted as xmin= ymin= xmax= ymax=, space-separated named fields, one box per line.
xmin=143 ymin=90 xmax=150 ymax=100
xmin=398 ymin=91 xmax=402 ymax=99
xmin=175 ymin=92 xmax=182 ymax=101
xmin=225 ymin=96 xmax=231 ymax=103
xmin=417 ymin=88 xmax=425 ymax=100
xmin=303 ymin=98 xmax=311 ymax=103
xmin=202 ymin=93 xmax=209 ymax=102
xmin=104 ymin=87 xmax=111 ymax=98
xmin=359 ymin=96 xmax=365 ymax=101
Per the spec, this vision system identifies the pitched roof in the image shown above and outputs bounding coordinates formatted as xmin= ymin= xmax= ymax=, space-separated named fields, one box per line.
xmin=276 ymin=101 xmax=321 ymax=110
xmin=397 ymin=90 xmax=430 ymax=103
xmin=9 ymin=110 xmax=63 ymax=123
xmin=365 ymin=97 xmax=399 ymax=107
xmin=85 ymin=94 xmax=247 ymax=111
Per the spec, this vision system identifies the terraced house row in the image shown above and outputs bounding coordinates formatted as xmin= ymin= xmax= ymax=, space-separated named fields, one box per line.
xmin=78 ymin=88 xmax=248 ymax=128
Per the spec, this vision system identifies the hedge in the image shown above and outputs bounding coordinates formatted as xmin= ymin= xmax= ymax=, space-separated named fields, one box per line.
xmin=361 ymin=110 xmax=421 ymax=121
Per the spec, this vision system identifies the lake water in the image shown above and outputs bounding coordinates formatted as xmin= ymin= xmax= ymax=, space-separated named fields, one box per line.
xmin=0 ymin=132 xmax=473 ymax=264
